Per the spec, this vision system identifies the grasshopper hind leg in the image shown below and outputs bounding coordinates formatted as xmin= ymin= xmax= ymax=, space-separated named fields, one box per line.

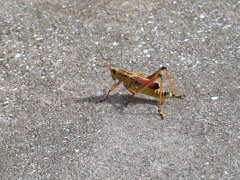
xmin=158 ymin=74 xmax=164 ymax=120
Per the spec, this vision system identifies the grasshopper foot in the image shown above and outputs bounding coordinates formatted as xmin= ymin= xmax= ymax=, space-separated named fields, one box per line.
xmin=158 ymin=110 xmax=164 ymax=120
xmin=173 ymin=94 xmax=185 ymax=99
xmin=124 ymin=101 xmax=129 ymax=106
xmin=100 ymin=95 xmax=109 ymax=102
xmin=100 ymin=98 xmax=106 ymax=102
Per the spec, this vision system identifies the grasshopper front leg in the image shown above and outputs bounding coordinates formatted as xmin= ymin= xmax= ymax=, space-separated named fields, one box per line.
xmin=100 ymin=82 xmax=121 ymax=102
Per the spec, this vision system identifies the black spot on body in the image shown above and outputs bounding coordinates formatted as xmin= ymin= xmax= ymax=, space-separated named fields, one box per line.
xmin=122 ymin=70 xmax=133 ymax=75
xmin=121 ymin=74 xmax=128 ymax=77
xmin=149 ymin=83 xmax=159 ymax=90
xmin=163 ymin=92 xmax=169 ymax=96
xmin=135 ymin=80 xmax=141 ymax=86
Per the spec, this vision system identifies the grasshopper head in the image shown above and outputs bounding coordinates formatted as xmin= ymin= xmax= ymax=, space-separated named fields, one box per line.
xmin=110 ymin=67 xmax=119 ymax=80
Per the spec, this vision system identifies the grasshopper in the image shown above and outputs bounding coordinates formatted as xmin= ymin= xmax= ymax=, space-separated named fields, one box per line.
xmin=97 ymin=48 xmax=185 ymax=119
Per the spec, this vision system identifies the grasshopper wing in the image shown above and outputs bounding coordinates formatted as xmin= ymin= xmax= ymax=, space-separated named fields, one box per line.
xmin=135 ymin=77 xmax=159 ymax=90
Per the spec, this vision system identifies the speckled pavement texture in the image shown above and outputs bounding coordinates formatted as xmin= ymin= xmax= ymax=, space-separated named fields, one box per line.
xmin=1 ymin=0 xmax=239 ymax=179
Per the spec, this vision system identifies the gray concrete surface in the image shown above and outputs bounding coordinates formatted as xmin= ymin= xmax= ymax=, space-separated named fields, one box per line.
xmin=1 ymin=0 xmax=239 ymax=179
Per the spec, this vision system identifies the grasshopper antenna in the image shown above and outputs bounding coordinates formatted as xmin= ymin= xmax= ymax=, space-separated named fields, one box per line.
xmin=95 ymin=45 xmax=111 ymax=69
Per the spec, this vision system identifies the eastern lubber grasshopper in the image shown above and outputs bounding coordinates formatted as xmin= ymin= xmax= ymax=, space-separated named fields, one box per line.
xmin=97 ymin=47 xmax=185 ymax=119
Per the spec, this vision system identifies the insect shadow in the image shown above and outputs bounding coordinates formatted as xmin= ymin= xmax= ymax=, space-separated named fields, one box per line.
xmin=76 ymin=93 xmax=159 ymax=112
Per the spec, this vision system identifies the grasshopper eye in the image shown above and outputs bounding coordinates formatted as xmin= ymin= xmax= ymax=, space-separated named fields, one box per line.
xmin=111 ymin=69 xmax=116 ymax=74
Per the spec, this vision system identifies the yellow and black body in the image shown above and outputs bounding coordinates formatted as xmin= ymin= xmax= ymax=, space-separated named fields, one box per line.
xmin=98 ymin=49 xmax=185 ymax=119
